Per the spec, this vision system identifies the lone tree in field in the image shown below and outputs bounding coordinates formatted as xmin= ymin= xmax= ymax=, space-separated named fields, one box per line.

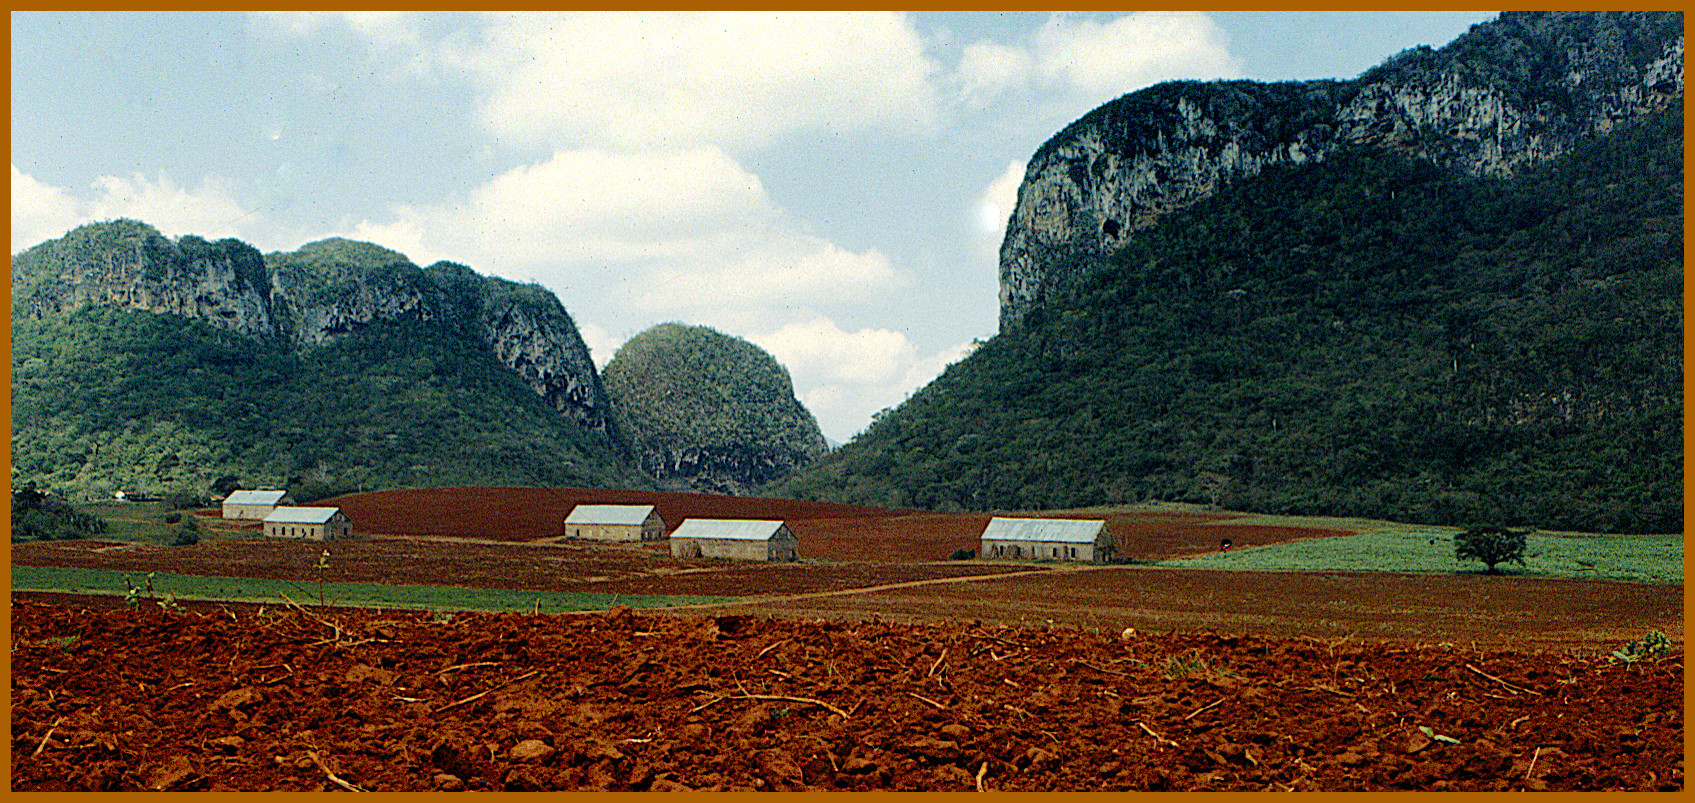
xmin=1454 ymin=525 xmax=1529 ymax=574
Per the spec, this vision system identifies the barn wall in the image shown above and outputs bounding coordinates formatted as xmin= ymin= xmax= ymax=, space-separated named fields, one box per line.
xmin=225 ymin=504 xmax=277 ymax=520
xmin=263 ymin=515 xmax=351 ymax=541
xmin=569 ymin=523 xmax=643 ymax=542
xmin=981 ymin=538 xmax=1096 ymax=562
xmin=671 ymin=536 xmax=795 ymax=562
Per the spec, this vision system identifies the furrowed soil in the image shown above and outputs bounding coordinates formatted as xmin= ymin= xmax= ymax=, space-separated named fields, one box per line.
xmin=10 ymin=601 xmax=1682 ymax=792
xmin=11 ymin=486 xmax=1684 ymax=790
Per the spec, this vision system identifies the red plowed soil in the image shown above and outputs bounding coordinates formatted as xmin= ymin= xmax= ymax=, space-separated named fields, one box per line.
xmin=325 ymin=487 xmax=904 ymax=544
xmin=11 ymin=601 xmax=1681 ymax=792
xmin=324 ymin=487 xmax=1339 ymax=561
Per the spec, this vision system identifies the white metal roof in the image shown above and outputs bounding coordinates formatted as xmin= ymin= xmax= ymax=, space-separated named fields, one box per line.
xmin=564 ymin=504 xmax=657 ymax=526
xmin=263 ymin=506 xmax=342 ymax=525
xmin=670 ymin=519 xmax=788 ymax=541
xmin=981 ymin=517 xmax=1106 ymax=543
xmin=226 ymin=490 xmax=289 ymax=506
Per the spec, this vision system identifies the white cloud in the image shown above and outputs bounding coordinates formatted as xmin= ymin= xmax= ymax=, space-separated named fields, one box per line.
xmin=249 ymin=10 xmax=330 ymax=38
xmin=352 ymin=147 xmax=764 ymax=267
xmin=1035 ymin=12 xmax=1242 ymax=96
xmin=11 ymin=164 xmax=82 ymax=253
xmin=751 ymin=317 xmax=975 ymax=442
xmin=576 ymin=321 xmax=621 ymax=369
xmin=957 ymin=41 xmax=1035 ymax=110
xmin=10 ymin=166 xmax=260 ymax=253
xmin=252 ymin=12 xmax=425 ymax=50
xmin=974 ymin=159 xmax=1027 ymax=237
xmin=951 ymin=11 xmax=1244 ymax=110
xmin=251 ymin=11 xmax=439 ymax=80
xmin=347 ymin=147 xmax=900 ymax=335
xmin=468 ymin=11 xmax=942 ymax=150
xmin=84 ymin=173 xmax=253 ymax=241
xmin=634 ymin=241 xmax=898 ymax=325
xmin=958 ymin=158 xmax=1030 ymax=278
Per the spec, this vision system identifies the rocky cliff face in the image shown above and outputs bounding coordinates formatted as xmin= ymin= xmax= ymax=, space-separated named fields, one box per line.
xmin=11 ymin=224 xmax=616 ymax=445
xmin=13 ymin=221 xmax=278 ymax=338
xmin=478 ymin=284 xmax=617 ymax=441
xmin=999 ymin=10 xmax=1684 ymax=329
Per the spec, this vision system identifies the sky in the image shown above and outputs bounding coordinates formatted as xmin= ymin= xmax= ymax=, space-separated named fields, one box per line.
xmin=11 ymin=11 xmax=1496 ymax=443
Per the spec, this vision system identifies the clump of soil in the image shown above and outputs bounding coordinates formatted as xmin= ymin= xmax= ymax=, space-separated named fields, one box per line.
xmin=11 ymin=600 xmax=1681 ymax=792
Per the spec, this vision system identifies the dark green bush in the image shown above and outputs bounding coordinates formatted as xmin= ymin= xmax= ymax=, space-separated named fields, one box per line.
xmin=1454 ymin=525 xmax=1529 ymax=574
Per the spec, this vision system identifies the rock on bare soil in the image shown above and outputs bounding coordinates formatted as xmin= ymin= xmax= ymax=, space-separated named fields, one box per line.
xmin=10 ymin=600 xmax=1681 ymax=792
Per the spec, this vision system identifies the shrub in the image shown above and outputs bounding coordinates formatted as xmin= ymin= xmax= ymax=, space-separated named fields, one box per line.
xmin=169 ymin=517 xmax=201 ymax=546
xmin=163 ymin=512 xmax=182 ymax=524
xmin=948 ymin=548 xmax=977 ymax=560
xmin=1454 ymin=525 xmax=1529 ymax=574
xmin=164 ymin=487 xmax=208 ymax=511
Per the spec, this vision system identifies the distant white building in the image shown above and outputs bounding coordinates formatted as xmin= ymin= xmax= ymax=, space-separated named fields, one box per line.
xmin=669 ymin=519 xmax=799 ymax=562
xmin=560 ymin=504 xmax=666 ymax=542
xmin=263 ymin=506 xmax=352 ymax=541
xmin=980 ymin=517 xmax=1112 ymax=562
xmin=222 ymin=489 xmax=294 ymax=520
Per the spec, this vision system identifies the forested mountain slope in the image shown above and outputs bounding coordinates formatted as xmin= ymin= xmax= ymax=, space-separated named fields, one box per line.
xmin=11 ymin=307 xmax=651 ymax=501
xmin=775 ymin=109 xmax=1681 ymax=534
xmin=11 ymin=226 xmax=649 ymax=500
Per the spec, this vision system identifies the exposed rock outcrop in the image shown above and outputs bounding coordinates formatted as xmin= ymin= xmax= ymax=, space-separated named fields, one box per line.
xmin=11 ymin=224 xmax=616 ymax=445
xmin=13 ymin=220 xmax=277 ymax=338
xmin=478 ymin=282 xmax=617 ymax=441
xmin=999 ymin=10 xmax=1684 ymax=329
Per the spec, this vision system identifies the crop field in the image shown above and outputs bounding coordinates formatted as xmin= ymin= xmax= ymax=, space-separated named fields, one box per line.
xmin=11 ymin=486 xmax=1684 ymax=791
xmin=1161 ymin=528 xmax=1685 ymax=584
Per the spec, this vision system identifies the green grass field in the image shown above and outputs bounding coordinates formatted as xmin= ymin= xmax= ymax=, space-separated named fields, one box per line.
xmin=1159 ymin=527 xmax=1683 ymax=584
xmin=11 ymin=565 xmax=736 ymax=614
xmin=75 ymin=501 xmax=260 ymax=545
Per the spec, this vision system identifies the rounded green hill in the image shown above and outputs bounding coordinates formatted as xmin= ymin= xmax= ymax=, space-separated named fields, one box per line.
xmin=603 ymin=323 xmax=828 ymax=494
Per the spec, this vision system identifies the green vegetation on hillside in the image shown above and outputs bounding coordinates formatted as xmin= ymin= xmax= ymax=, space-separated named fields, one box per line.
xmin=777 ymin=110 xmax=1681 ymax=533
xmin=10 ymin=306 xmax=650 ymax=502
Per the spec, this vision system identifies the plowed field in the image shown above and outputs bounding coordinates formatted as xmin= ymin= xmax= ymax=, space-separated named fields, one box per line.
xmin=11 ymin=487 xmax=1683 ymax=790
xmin=10 ymin=601 xmax=1682 ymax=792
xmin=321 ymin=486 xmax=1340 ymax=560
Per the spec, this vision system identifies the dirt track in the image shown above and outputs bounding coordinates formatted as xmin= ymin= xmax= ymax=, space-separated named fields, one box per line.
xmin=10 ymin=600 xmax=1682 ymax=792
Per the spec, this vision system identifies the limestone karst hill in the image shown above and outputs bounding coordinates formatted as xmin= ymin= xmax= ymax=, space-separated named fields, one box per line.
xmin=998 ymin=10 xmax=1682 ymax=330
xmin=776 ymin=11 xmax=1683 ymax=534
xmin=603 ymin=323 xmax=829 ymax=495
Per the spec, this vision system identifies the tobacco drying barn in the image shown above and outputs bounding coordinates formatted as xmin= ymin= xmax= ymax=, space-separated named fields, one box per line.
xmin=222 ymin=489 xmax=294 ymax=520
xmin=980 ymin=517 xmax=1112 ymax=562
xmin=560 ymin=504 xmax=667 ymax=542
xmin=669 ymin=519 xmax=799 ymax=562
xmin=262 ymin=506 xmax=353 ymax=541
